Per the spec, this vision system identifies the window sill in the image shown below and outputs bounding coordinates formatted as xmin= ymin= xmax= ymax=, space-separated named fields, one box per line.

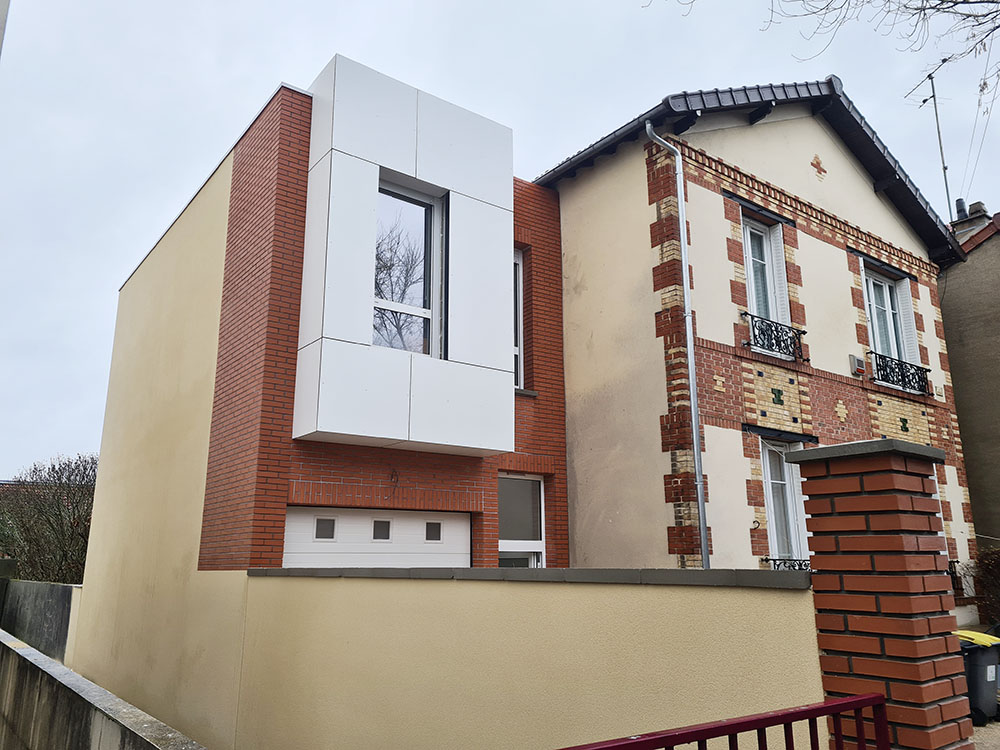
xmin=872 ymin=379 xmax=930 ymax=398
xmin=515 ymin=388 xmax=539 ymax=398
xmin=749 ymin=345 xmax=795 ymax=362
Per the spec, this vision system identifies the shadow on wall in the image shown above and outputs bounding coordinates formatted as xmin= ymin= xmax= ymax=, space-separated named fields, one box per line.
xmin=0 ymin=560 xmax=77 ymax=663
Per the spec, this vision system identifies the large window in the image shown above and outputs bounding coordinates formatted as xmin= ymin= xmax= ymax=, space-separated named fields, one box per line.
xmin=498 ymin=475 xmax=544 ymax=567
xmin=864 ymin=271 xmax=906 ymax=360
xmin=860 ymin=263 xmax=926 ymax=392
xmin=742 ymin=217 xmax=788 ymax=324
xmin=760 ymin=440 xmax=807 ymax=561
xmin=373 ymin=185 xmax=444 ymax=356
xmin=513 ymin=250 xmax=524 ymax=387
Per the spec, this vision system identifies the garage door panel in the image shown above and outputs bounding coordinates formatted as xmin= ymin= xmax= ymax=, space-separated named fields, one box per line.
xmin=283 ymin=507 xmax=470 ymax=568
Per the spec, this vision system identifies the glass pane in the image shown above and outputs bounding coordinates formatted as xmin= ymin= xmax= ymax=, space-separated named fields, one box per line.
xmin=425 ymin=522 xmax=441 ymax=542
xmin=315 ymin=518 xmax=335 ymax=539
xmin=513 ymin=260 xmax=521 ymax=348
xmin=749 ymin=230 xmax=766 ymax=262
xmin=514 ymin=353 xmax=520 ymax=388
xmin=498 ymin=477 xmax=541 ymax=541
xmin=373 ymin=520 xmax=391 ymax=540
xmin=498 ymin=553 xmax=531 ymax=568
xmin=373 ymin=308 xmax=429 ymax=353
xmin=873 ymin=304 xmax=892 ymax=356
xmin=752 ymin=258 xmax=770 ymax=319
xmin=376 ymin=191 xmax=430 ymax=309
xmin=767 ymin=448 xmax=786 ymax=483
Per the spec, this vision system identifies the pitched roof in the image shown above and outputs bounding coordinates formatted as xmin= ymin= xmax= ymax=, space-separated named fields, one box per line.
xmin=535 ymin=75 xmax=964 ymax=268
xmin=958 ymin=213 xmax=1000 ymax=254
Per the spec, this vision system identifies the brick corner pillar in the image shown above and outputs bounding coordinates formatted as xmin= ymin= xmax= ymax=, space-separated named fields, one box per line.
xmin=785 ymin=439 xmax=975 ymax=750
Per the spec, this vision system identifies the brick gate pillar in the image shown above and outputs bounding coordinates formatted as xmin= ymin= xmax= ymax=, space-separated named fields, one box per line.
xmin=785 ymin=439 xmax=974 ymax=750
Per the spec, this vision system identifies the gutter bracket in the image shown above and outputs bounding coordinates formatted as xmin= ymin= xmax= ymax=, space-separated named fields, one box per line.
xmin=673 ymin=110 xmax=701 ymax=136
xmin=748 ymin=101 xmax=776 ymax=126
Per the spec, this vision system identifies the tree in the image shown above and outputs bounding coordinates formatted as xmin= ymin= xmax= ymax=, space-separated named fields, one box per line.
xmin=762 ymin=1 xmax=1000 ymax=82
xmin=0 ymin=453 xmax=98 ymax=584
xmin=374 ymin=213 xmax=428 ymax=352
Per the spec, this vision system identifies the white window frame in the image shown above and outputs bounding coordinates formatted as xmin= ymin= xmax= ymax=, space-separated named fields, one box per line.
xmin=513 ymin=250 xmax=524 ymax=388
xmin=760 ymin=439 xmax=808 ymax=560
xmin=313 ymin=516 xmax=338 ymax=542
xmin=498 ymin=473 xmax=545 ymax=568
xmin=861 ymin=267 xmax=918 ymax=363
xmin=373 ymin=182 xmax=446 ymax=358
xmin=742 ymin=217 xmax=790 ymax=325
xmin=371 ymin=518 xmax=393 ymax=543
xmin=424 ymin=521 xmax=444 ymax=544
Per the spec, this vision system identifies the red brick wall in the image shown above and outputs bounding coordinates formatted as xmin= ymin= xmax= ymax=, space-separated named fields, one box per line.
xmin=199 ymin=90 xmax=568 ymax=569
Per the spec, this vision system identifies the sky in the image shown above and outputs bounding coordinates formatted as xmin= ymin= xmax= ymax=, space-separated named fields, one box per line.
xmin=0 ymin=0 xmax=996 ymax=478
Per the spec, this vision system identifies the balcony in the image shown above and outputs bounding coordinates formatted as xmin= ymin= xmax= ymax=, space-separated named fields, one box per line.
xmin=870 ymin=351 xmax=930 ymax=394
xmin=741 ymin=312 xmax=807 ymax=361
xmin=761 ymin=556 xmax=812 ymax=571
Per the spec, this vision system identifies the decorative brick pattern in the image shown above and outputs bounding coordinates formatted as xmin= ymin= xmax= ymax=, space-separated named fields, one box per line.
xmin=793 ymin=444 xmax=974 ymax=750
xmin=199 ymin=89 xmax=568 ymax=569
xmin=869 ymin=395 xmax=932 ymax=445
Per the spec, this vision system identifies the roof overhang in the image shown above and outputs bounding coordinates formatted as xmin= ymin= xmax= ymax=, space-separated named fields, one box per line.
xmin=536 ymin=75 xmax=964 ymax=268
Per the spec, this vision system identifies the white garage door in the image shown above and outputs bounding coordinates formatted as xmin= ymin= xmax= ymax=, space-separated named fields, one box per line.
xmin=282 ymin=507 xmax=471 ymax=568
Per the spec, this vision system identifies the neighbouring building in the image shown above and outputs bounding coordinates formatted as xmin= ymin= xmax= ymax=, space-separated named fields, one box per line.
xmin=62 ymin=57 xmax=980 ymax=748
xmin=942 ymin=200 xmax=1000 ymax=551
xmin=537 ymin=76 xmax=976 ymax=595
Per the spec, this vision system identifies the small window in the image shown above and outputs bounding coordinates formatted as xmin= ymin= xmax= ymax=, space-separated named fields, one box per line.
xmin=314 ymin=518 xmax=336 ymax=540
xmin=425 ymin=521 xmax=442 ymax=542
xmin=373 ymin=185 xmax=445 ymax=356
xmin=372 ymin=519 xmax=391 ymax=541
xmin=498 ymin=475 xmax=545 ymax=568
xmin=513 ymin=251 xmax=524 ymax=387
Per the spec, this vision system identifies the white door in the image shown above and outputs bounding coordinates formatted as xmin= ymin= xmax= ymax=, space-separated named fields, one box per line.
xmin=282 ymin=507 xmax=471 ymax=568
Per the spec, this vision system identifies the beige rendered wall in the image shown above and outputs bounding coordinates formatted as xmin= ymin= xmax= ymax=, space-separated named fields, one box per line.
xmin=702 ymin=426 xmax=756 ymax=569
xmin=687 ymin=181 xmax=738 ymax=345
xmin=684 ymin=107 xmax=929 ymax=259
xmin=558 ymin=139 xmax=674 ymax=567
xmin=238 ymin=576 xmax=823 ymax=750
xmin=68 ymin=154 xmax=247 ymax=750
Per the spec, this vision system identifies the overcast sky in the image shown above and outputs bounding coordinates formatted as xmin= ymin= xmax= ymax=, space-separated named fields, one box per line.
xmin=0 ymin=0 xmax=996 ymax=477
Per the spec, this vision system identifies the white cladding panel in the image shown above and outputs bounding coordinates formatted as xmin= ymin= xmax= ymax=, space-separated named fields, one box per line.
xmin=322 ymin=151 xmax=379 ymax=345
xmin=296 ymin=55 xmax=514 ymax=455
xmin=331 ymin=57 xmax=418 ymax=177
xmin=447 ymin=193 xmax=514 ymax=372
xmin=416 ymin=91 xmax=513 ymax=210
xmin=297 ymin=153 xmax=331 ymax=348
xmin=292 ymin=340 xmax=321 ymax=438
xmin=316 ymin=339 xmax=410 ymax=442
xmin=283 ymin=507 xmax=471 ymax=568
xmin=409 ymin=356 xmax=514 ymax=452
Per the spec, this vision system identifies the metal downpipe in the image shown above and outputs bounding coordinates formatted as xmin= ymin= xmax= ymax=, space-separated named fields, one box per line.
xmin=645 ymin=120 xmax=710 ymax=569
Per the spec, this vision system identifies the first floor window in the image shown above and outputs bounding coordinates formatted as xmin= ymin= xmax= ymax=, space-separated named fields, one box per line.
xmin=373 ymin=184 xmax=444 ymax=356
xmin=742 ymin=217 xmax=788 ymax=324
xmin=498 ymin=475 xmax=544 ymax=567
xmin=760 ymin=440 xmax=807 ymax=560
xmin=864 ymin=270 xmax=906 ymax=361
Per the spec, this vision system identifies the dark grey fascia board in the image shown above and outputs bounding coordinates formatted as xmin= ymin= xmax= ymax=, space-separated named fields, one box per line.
xmin=248 ymin=567 xmax=811 ymax=590
xmin=785 ymin=438 xmax=945 ymax=465
xmin=534 ymin=75 xmax=963 ymax=268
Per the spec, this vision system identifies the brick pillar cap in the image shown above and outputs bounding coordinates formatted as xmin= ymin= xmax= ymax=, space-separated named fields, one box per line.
xmin=785 ymin=438 xmax=944 ymax=465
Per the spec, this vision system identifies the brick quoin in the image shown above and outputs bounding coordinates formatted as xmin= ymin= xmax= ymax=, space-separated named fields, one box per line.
xmin=199 ymin=88 xmax=567 ymax=569
xmin=786 ymin=440 xmax=974 ymax=750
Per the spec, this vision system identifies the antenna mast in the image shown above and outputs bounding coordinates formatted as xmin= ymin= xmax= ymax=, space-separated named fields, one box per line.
xmin=928 ymin=73 xmax=954 ymax=221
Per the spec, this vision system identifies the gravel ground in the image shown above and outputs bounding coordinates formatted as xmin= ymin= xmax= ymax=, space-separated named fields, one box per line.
xmin=976 ymin=721 xmax=1000 ymax=750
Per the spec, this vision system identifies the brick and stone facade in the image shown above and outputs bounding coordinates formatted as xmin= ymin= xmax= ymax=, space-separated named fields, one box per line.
xmin=199 ymin=87 xmax=568 ymax=570
xmin=643 ymin=135 xmax=976 ymax=578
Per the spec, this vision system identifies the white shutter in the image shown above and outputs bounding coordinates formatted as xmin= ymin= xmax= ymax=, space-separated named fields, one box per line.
xmin=858 ymin=260 xmax=873 ymax=351
xmin=769 ymin=223 xmax=791 ymax=325
xmin=896 ymin=277 xmax=920 ymax=364
xmin=786 ymin=454 xmax=807 ymax=559
xmin=742 ymin=221 xmax=755 ymax=314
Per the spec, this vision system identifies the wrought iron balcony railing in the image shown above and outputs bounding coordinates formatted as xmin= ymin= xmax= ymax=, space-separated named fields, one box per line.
xmin=870 ymin=351 xmax=931 ymax=394
xmin=741 ymin=312 xmax=807 ymax=361
xmin=762 ymin=556 xmax=812 ymax=571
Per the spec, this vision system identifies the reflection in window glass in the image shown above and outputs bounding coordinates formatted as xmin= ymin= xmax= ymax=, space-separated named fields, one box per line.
xmin=373 ymin=309 xmax=429 ymax=354
xmin=498 ymin=477 xmax=541 ymax=541
xmin=375 ymin=191 xmax=430 ymax=309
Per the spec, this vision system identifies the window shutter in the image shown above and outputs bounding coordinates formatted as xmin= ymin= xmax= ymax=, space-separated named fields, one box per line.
xmin=768 ymin=223 xmax=791 ymax=325
xmin=786 ymin=456 xmax=807 ymax=559
xmin=741 ymin=222 xmax=754 ymax=313
xmin=858 ymin=261 xmax=873 ymax=351
xmin=896 ymin=277 xmax=920 ymax=364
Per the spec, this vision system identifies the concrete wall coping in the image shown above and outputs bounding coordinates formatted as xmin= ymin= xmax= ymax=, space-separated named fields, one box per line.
xmin=785 ymin=438 xmax=945 ymax=465
xmin=0 ymin=628 xmax=205 ymax=749
xmin=247 ymin=567 xmax=812 ymax=589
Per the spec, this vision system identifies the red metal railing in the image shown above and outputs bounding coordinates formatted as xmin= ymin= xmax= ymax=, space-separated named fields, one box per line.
xmin=558 ymin=694 xmax=890 ymax=750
